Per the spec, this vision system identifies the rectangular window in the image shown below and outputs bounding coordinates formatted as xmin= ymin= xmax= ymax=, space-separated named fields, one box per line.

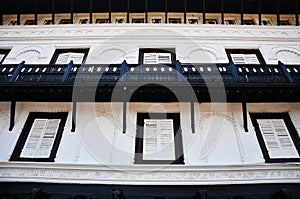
xmin=135 ymin=113 xmax=184 ymax=164
xmin=132 ymin=18 xmax=144 ymax=23
xmin=169 ymin=18 xmax=181 ymax=24
xmin=95 ymin=19 xmax=109 ymax=23
xmin=10 ymin=112 xmax=68 ymax=162
xmin=50 ymin=49 xmax=89 ymax=65
xmin=20 ymin=119 xmax=61 ymax=158
xmin=79 ymin=19 xmax=89 ymax=24
xmin=59 ymin=19 xmax=72 ymax=24
xmin=24 ymin=20 xmax=36 ymax=25
xmin=226 ymin=49 xmax=266 ymax=65
xmin=139 ymin=48 xmax=176 ymax=65
xmin=205 ymin=19 xmax=218 ymax=24
xmin=250 ymin=112 xmax=300 ymax=163
xmin=151 ymin=18 xmax=162 ymax=24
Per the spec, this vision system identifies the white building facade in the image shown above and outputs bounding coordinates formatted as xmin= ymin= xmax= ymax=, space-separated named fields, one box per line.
xmin=0 ymin=0 xmax=300 ymax=198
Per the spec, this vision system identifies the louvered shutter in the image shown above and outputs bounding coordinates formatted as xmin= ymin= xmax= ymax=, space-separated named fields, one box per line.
xmin=143 ymin=53 xmax=172 ymax=64
xmin=257 ymin=119 xmax=299 ymax=159
xmin=143 ymin=53 xmax=157 ymax=64
xmin=55 ymin=53 xmax=85 ymax=64
xmin=20 ymin=119 xmax=60 ymax=158
xmin=231 ymin=54 xmax=260 ymax=65
xmin=143 ymin=119 xmax=176 ymax=160
xmin=157 ymin=53 xmax=172 ymax=64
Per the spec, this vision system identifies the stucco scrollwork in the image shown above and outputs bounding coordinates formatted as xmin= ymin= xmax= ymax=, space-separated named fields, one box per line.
xmin=184 ymin=45 xmax=219 ymax=63
xmin=88 ymin=45 xmax=127 ymax=64
xmin=272 ymin=46 xmax=300 ymax=64
xmin=5 ymin=45 xmax=52 ymax=64
xmin=198 ymin=112 xmax=238 ymax=159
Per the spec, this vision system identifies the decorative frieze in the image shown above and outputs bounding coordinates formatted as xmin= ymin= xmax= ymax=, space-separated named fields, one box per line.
xmin=0 ymin=163 xmax=299 ymax=185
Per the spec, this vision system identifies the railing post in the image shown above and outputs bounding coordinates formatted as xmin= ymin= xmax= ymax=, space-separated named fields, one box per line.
xmin=61 ymin=61 xmax=73 ymax=82
xmin=120 ymin=60 xmax=128 ymax=81
xmin=71 ymin=101 xmax=77 ymax=132
xmin=9 ymin=61 xmax=25 ymax=82
xmin=176 ymin=60 xmax=183 ymax=81
xmin=229 ymin=60 xmax=239 ymax=82
xmin=9 ymin=101 xmax=16 ymax=131
xmin=278 ymin=61 xmax=294 ymax=83
xmin=242 ymin=91 xmax=248 ymax=132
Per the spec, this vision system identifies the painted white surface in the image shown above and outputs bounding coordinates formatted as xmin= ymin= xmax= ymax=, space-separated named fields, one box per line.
xmin=0 ymin=102 xmax=300 ymax=184
xmin=0 ymin=24 xmax=299 ymax=65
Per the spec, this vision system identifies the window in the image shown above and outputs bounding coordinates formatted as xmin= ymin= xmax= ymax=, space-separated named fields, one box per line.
xmin=188 ymin=18 xmax=198 ymax=24
xmin=151 ymin=18 xmax=162 ymax=24
xmin=225 ymin=19 xmax=236 ymax=25
xmin=132 ymin=18 xmax=144 ymax=23
xmin=226 ymin=49 xmax=265 ymax=65
xmin=115 ymin=18 xmax=126 ymax=23
xmin=243 ymin=20 xmax=255 ymax=25
xmin=280 ymin=20 xmax=290 ymax=25
xmin=139 ymin=48 xmax=176 ymax=65
xmin=8 ymin=20 xmax=17 ymax=25
xmin=24 ymin=20 xmax=36 ymax=25
xmin=50 ymin=49 xmax=89 ymax=65
xmin=262 ymin=20 xmax=272 ymax=26
xmin=79 ymin=19 xmax=88 ymax=24
xmin=169 ymin=18 xmax=181 ymax=24
xmin=135 ymin=113 xmax=184 ymax=164
xmin=10 ymin=112 xmax=68 ymax=162
xmin=59 ymin=19 xmax=72 ymax=24
xmin=250 ymin=112 xmax=300 ymax=163
xmin=205 ymin=19 xmax=218 ymax=24
xmin=95 ymin=19 xmax=109 ymax=23
xmin=43 ymin=20 xmax=53 ymax=25
xmin=0 ymin=49 xmax=10 ymax=64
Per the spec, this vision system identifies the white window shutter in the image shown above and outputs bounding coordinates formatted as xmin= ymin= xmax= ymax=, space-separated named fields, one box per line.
xmin=20 ymin=119 xmax=60 ymax=158
xmin=231 ymin=54 xmax=260 ymax=65
xmin=257 ymin=119 xmax=299 ymax=159
xmin=55 ymin=53 xmax=85 ymax=64
xmin=143 ymin=53 xmax=157 ymax=64
xmin=143 ymin=52 xmax=172 ymax=64
xmin=244 ymin=54 xmax=260 ymax=65
xmin=157 ymin=53 xmax=172 ymax=64
xmin=143 ymin=119 xmax=176 ymax=160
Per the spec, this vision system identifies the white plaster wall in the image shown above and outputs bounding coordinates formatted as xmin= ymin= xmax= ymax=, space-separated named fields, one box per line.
xmin=0 ymin=24 xmax=299 ymax=65
xmin=1 ymin=102 xmax=300 ymax=166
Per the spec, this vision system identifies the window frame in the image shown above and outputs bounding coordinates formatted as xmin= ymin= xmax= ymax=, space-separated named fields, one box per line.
xmin=250 ymin=112 xmax=300 ymax=163
xmin=0 ymin=49 xmax=10 ymax=64
xmin=134 ymin=112 xmax=184 ymax=164
xmin=226 ymin=49 xmax=266 ymax=65
xmin=138 ymin=48 xmax=176 ymax=65
xmin=50 ymin=49 xmax=89 ymax=65
xmin=10 ymin=112 xmax=68 ymax=162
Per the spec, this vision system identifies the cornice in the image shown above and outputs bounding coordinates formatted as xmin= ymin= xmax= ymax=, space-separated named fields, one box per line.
xmin=0 ymin=24 xmax=299 ymax=42
xmin=0 ymin=162 xmax=299 ymax=185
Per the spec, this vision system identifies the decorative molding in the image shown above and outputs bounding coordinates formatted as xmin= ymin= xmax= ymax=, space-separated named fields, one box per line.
xmin=0 ymin=162 xmax=299 ymax=185
xmin=0 ymin=25 xmax=299 ymax=42
xmin=87 ymin=45 xmax=127 ymax=64
xmin=0 ymin=110 xmax=9 ymax=135
xmin=4 ymin=45 xmax=52 ymax=64
xmin=271 ymin=46 xmax=300 ymax=64
xmin=198 ymin=112 xmax=239 ymax=160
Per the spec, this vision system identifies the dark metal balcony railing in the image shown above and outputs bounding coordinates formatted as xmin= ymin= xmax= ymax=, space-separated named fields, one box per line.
xmin=0 ymin=60 xmax=299 ymax=85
